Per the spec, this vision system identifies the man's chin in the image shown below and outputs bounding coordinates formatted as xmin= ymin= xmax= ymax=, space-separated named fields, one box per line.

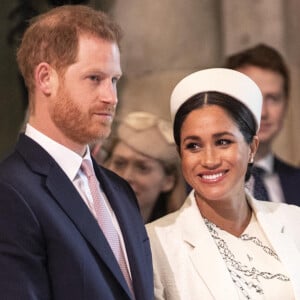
xmin=93 ymin=128 xmax=111 ymax=142
xmin=257 ymin=135 xmax=275 ymax=148
xmin=258 ymin=132 xmax=274 ymax=143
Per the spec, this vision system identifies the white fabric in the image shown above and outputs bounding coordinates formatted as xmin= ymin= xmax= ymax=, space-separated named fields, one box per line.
xmin=170 ymin=68 xmax=263 ymax=131
xmin=205 ymin=213 xmax=294 ymax=299
xmin=246 ymin=154 xmax=285 ymax=203
xmin=25 ymin=123 xmax=81 ymax=181
xmin=146 ymin=191 xmax=300 ymax=300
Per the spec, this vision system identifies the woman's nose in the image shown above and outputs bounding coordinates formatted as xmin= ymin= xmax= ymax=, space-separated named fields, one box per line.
xmin=122 ymin=166 xmax=135 ymax=182
xmin=201 ymin=147 xmax=220 ymax=168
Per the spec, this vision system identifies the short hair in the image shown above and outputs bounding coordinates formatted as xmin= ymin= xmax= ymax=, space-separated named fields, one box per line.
xmin=17 ymin=5 xmax=122 ymax=94
xmin=224 ymin=44 xmax=290 ymax=97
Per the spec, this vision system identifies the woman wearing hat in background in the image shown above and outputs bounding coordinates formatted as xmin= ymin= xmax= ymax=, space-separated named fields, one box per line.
xmin=146 ymin=68 xmax=300 ymax=299
xmin=104 ymin=111 xmax=186 ymax=223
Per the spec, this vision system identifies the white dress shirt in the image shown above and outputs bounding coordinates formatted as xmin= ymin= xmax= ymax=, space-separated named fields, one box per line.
xmin=25 ymin=124 xmax=132 ymax=276
xmin=246 ymin=153 xmax=285 ymax=203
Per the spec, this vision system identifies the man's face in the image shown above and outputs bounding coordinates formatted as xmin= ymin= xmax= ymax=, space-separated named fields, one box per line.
xmin=50 ymin=35 xmax=122 ymax=147
xmin=236 ymin=65 xmax=287 ymax=147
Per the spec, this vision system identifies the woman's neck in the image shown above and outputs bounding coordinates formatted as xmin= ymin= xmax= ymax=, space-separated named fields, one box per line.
xmin=195 ymin=193 xmax=252 ymax=237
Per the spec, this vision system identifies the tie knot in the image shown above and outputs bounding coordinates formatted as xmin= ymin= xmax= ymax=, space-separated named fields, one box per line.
xmin=81 ymin=159 xmax=94 ymax=178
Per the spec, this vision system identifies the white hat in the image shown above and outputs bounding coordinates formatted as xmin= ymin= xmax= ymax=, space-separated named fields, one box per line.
xmin=170 ymin=68 xmax=263 ymax=132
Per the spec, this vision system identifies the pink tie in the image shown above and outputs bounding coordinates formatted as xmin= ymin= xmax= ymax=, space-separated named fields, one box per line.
xmin=80 ymin=159 xmax=134 ymax=295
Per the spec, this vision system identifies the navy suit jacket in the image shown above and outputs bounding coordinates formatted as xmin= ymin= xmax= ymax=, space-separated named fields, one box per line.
xmin=0 ymin=134 xmax=153 ymax=300
xmin=275 ymin=156 xmax=300 ymax=206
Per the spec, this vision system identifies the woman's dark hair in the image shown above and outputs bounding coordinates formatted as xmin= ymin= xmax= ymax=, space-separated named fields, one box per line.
xmin=173 ymin=91 xmax=256 ymax=180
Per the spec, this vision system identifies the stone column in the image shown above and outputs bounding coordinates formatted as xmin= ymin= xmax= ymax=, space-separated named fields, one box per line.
xmin=110 ymin=0 xmax=222 ymax=121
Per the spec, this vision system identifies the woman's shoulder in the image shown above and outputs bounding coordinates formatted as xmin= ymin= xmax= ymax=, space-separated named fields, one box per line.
xmin=146 ymin=208 xmax=181 ymax=234
xmin=253 ymin=198 xmax=300 ymax=212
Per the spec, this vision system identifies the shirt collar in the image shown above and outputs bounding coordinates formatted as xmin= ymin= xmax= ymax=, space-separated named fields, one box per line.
xmin=25 ymin=123 xmax=92 ymax=181
xmin=255 ymin=153 xmax=274 ymax=174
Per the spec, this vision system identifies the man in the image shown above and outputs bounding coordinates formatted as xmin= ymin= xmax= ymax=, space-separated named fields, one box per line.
xmin=0 ymin=5 xmax=153 ymax=299
xmin=225 ymin=43 xmax=300 ymax=206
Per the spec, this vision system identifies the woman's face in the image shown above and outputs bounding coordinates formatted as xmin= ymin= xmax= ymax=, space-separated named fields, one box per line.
xmin=107 ymin=141 xmax=175 ymax=212
xmin=179 ymin=105 xmax=257 ymax=202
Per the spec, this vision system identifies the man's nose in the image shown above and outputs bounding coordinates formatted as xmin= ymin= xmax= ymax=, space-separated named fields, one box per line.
xmin=99 ymin=80 xmax=118 ymax=105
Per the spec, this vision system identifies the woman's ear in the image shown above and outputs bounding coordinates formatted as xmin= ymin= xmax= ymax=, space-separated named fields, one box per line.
xmin=249 ymin=135 xmax=259 ymax=162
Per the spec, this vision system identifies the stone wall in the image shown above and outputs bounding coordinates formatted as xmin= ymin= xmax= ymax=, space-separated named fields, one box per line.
xmin=1 ymin=0 xmax=300 ymax=165
xmin=111 ymin=0 xmax=300 ymax=166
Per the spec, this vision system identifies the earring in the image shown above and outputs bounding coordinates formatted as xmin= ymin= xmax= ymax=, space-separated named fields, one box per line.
xmin=249 ymin=155 xmax=254 ymax=164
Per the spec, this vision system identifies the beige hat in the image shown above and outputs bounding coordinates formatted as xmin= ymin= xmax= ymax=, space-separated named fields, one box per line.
xmin=117 ymin=112 xmax=178 ymax=164
xmin=170 ymin=68 xmax=263 ymax=132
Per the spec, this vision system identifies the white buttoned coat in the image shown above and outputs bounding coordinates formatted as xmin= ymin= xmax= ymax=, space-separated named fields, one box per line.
xmin=146 ymin=191 xmax=300 ymax=300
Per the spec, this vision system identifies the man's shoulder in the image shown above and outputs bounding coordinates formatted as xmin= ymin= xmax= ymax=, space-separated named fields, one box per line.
xmin=97 ymin=164 xmax=127 ymax=183
xmin=274 ymin=156 xmax=300 ymax=174
xmin=0 ymin=147 xmax=25 ymax=178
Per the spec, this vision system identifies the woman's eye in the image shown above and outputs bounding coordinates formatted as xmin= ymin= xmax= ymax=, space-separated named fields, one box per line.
xmin=185 ymin=143 xmax=200 ymax=150
xmin=111 ymin=160 xmax=126 ymax=170
xmin=136 ymin=164 xmax=151 ymax=174
xmin=217 ymin=139 xmax=232 ymax=146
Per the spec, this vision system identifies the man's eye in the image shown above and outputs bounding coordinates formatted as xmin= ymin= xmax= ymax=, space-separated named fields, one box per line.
xmin=89 ymin=75 xmax=100 ymax=82
xmin=112 ymin=77 xmax=119 ymax=84
xmin=265 ymin=94 xmax=283 ymax=103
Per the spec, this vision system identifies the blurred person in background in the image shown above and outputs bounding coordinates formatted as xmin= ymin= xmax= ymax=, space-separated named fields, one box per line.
xmin=225 ymin=43 xmax=300 ymax=206
xmin=104 ymin=111 xmax=186 ymax=223
xmin=90 ymin=138 xmax=108 ymax=164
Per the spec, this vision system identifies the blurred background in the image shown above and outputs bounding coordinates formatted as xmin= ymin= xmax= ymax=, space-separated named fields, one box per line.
xmin=1 ymin=0 xmax=300 ymax=165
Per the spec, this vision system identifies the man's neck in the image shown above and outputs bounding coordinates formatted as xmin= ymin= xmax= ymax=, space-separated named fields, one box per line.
xmin=255 ymin=142 xmax=272 ymax=161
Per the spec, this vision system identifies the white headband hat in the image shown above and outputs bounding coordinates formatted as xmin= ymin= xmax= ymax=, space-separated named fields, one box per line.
xmin=170 ymin=68 xmax=263 ymax=132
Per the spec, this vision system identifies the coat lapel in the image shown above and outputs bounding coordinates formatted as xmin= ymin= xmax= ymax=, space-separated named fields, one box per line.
xmin=249 ymin=196 xmax=300 ymax=299
xmin=178 ymin=194 xmax=240 ymax=300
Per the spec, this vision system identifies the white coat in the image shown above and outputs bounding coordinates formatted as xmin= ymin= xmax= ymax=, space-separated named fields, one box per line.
xmin=146 ymin=191 xmax=300 ymax=300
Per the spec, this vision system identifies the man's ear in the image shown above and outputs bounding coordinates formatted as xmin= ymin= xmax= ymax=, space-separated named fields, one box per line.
xmin=35 ymin=62 xmax=57 ymax=96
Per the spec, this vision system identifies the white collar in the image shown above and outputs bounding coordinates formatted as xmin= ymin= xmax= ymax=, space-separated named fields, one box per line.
xmin=255 ymin=153 xmax=274 ymax=174
xmin=25 ymin=123 xmax=91 ymax=181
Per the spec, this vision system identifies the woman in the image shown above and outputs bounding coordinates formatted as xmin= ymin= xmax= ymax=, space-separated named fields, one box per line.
xmin=104 ymin=111 xmax=186 ymax=223
xmin=146 ymin=68 xmax=300 ymax=299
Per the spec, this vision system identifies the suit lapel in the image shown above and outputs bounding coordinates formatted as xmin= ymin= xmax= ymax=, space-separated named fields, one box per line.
xmin=274 ymin=157 xmax=300 ymax=206
xmin=179 ymin=194 xmax=240 ymax=300
xmin=17 ymin=135 xmax=133 ymax=298
xmin=275 ymin=157 xmax=292 ymax=202
xmin=250 ymin=197 xmax=300 ymax=299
